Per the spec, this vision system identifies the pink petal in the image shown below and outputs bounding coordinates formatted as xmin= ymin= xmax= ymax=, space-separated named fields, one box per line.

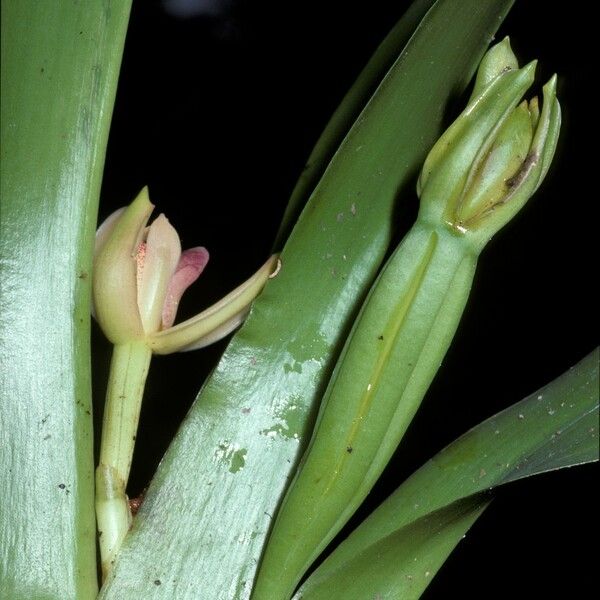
xmin=161 ymin=247 xmax=210 ymax=329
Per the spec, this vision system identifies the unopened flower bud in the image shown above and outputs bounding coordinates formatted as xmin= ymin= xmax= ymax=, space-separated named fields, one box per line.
xmin=416 ymin=39 xmax=561 ymax=249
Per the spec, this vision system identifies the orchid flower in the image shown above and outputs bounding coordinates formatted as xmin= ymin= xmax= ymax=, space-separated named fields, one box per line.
xmin=93 ymin=187 xmax=280 ymax=578
xmin=93 ymin=186 xmax=280 ymax=352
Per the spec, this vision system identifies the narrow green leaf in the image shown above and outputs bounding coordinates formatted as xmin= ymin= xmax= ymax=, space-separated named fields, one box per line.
xmin=272 ymin=0 xmax=436 ymax=248
xmin=297 ymin=349 xmax=599 ymax=599
xmin=99 ymin=1 xmax=513 ymax=598
xmin=0 ymin=2 xmax=131 ymax=599
xmin=296 ymin=497 xmax=490 ymax=600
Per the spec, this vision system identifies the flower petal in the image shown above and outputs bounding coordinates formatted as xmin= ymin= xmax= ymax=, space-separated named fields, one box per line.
xmin=161 ymin=247 xmax=210 ymax=329
xmin=147 ymin=255 xmax=280 ymax=354
xmin=92 ymin=207 xmax=126 ymax=320
xmin=136 ymin=214 xmax=181 ymax=334
xmin=176 ymin=309 xmax=249 ymax=352
xmin=92 ymin=188 xmax=154 ymax=344
xmin=95 ymin=207 xmax=126 ymax=257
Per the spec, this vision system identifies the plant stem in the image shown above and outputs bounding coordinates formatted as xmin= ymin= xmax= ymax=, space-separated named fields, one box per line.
xmin=96 ymin=341 xmax=152 ymax=579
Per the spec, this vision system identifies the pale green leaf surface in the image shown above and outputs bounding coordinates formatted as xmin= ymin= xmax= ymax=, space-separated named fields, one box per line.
xmin=0 ymin=2 xmax=131 ymax=599
xmin=297 ymin=349 xmax=599 ymax=599
xmin=99 ymin=1 xmax=514 ymax=598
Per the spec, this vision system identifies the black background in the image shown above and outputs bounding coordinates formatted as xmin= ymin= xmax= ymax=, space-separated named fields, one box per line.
xmin=95 ymin=1 xmax=598 ymax=597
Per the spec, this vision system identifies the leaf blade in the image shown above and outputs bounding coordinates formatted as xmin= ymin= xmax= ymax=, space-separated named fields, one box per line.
xmin=297 ymin=349 xmax=599 ymax=599
xmin=296 ymin=497 xmax=490 ymax=600
xmin=272 ymin=0 xmax=437 ymax=248
xmin=0 ymin=2 xmax=131 ymax=598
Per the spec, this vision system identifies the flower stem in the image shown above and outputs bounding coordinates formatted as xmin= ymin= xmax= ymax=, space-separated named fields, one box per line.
xmin=96 ymin=341 xmax=152 ymax=579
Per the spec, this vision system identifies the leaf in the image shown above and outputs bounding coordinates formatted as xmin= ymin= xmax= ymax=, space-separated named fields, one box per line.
xmin=297 ymin=497 xmax=490 ymax=600
xmin=99 ymin=1 xmax=514 ymax=598
xmin=296 ymin=348 xmax=599 ymax=599
xmin=272 ymin=0 xmax=436 ymax=248
xmin=0 ymin=2 xmax=132 ymax=599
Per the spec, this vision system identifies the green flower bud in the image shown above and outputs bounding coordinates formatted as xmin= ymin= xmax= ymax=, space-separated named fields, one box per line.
xmin=416 ymin=40 xmax=561 ymax=250
xmin=468 ymin=36 xmax=518 ymax=102
xmin=457 ymin=98 xmax=534 ymax=225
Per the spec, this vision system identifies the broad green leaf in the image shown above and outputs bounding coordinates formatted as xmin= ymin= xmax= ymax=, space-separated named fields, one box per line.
xmin=297 ymin=348 xmax=599 ymax=599
xmin=0 ymin=2 xmax=131 ymax=599
xmin=100 ymin=1 xmax=514 ymax=598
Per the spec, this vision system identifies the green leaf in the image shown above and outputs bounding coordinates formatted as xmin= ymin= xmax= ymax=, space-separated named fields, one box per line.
xmin=0 ymin=2 xmax=131 ymax=599
xmin=297 ymin=348 xmax=599 ymax=599
xmin=99 ymin=1 xmax=514 ymax=598
xmin=272 ymin=0 xmax=436 ymax=248
xmin=297 ymin=497 xmax=490 ymax=600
